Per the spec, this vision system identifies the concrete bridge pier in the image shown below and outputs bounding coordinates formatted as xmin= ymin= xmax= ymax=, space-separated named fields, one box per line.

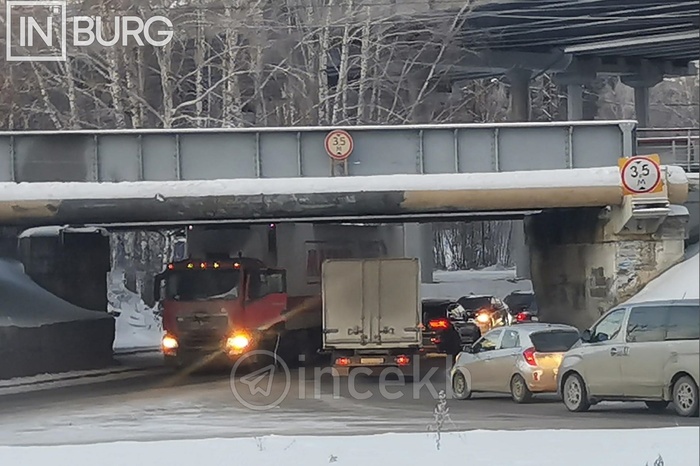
xmin=526 ymin=205 xmax=689 ymax=330
xmin=403 ymin=223 xmax=434 ymax=284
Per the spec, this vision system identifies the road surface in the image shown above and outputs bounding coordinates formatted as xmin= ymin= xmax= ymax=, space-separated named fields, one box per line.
xmin=0 ymin=353 xmax=696 ymax=446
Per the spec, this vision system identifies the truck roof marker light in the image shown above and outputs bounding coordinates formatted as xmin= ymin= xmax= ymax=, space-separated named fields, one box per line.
xmin=167 ymin=264 xmax=174 ymax=270
xmin=213 ymin=262 xmax=220 ymax=269
xmin=187 ymin=263 xmax=194 ymax=269
xmin=200 ymin=262 xmax=207 ymax=269
xmin=234 ymin=262 xmax=240 ymax=269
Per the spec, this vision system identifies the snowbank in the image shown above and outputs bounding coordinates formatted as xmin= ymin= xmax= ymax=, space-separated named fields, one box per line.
xmin=0 ymin=428 xmax=696 ymax=466
xmin=625 ymin=252 xmax=699 ymax=304
xmin=0 ymin=166 xmax=685 ymax=201
xmin=108 ymin=270 xmax=162 ymax=351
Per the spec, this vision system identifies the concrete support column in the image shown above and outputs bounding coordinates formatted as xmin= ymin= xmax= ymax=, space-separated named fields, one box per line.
xmin=510 ymin=220 xmax=530 ymax=278
xmin=566 ymin=84 xmax=584 ymax=120
xmin=18 ymin=228 xmax=112 ymax=312
xmin=403 ymin=222 xmax=434 ymax=283
xmin=633 ymin=85 xmax=650 ymax=128
xmin=553 ymin=71 xmax=598 ymax=121
xmin=622 ymin=70 xmax=662 ymax=129
xmin=526 ymin=208 xmax=688 ymax=330
xmin=506 ymin=69 xmax=532 ymax=121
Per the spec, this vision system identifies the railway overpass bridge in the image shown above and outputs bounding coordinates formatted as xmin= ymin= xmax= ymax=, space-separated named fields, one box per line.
xmin=0 ymin=121 xmax=694 ymax=329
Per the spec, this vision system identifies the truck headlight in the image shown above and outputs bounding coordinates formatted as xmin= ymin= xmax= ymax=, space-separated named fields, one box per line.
xmin=476 ymin=313 xmax=490 ymax=323
xmin=226 ymin=333 xmax=250 ymax=350
xmin=162 ymin=334 xmax=179 ymax=350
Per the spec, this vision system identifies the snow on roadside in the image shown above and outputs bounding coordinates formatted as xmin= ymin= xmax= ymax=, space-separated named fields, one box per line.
xmin=624 ymin=251 xmax=699 ymax=304
xmin=423 ymin=267 xmax=532 ymax=300
xmin=108 ymin=269 xmax=162 ymax=351
xmin=0 ymin=428 xmax=696 ymax=466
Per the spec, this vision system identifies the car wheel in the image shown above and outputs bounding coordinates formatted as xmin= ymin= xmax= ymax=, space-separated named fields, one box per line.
xmin=452 ymin=370 xmax=472 ymax=400
xmin=672 ymin=375 xmax=699 ymax=417
xmin=644 ymin=400 xmax=669 ymax=413
xmin=562 ymin=373 xmax=590 ymax=412
xmin=510 ymin=374 xmax=533 ymax=403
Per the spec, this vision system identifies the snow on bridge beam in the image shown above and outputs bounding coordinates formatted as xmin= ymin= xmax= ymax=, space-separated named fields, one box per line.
xmin=0 ymin=166 xmax=689 ymax=227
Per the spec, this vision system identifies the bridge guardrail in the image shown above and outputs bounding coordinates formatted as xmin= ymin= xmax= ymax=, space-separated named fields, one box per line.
xmin=637 ymin=127 xmax=699 ymax=173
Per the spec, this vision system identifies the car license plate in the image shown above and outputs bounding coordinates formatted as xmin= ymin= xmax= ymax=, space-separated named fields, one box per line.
xmin=360 ymin=357 xmax=384 ymax=365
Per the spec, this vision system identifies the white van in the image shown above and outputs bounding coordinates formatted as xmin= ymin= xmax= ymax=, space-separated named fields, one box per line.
xmin=557 ymin=299 xmax=699 ymax=417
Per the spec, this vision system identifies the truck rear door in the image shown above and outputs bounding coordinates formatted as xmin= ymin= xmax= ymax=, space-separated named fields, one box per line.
xmin=322 ymin=258 xmax=421 ymax=349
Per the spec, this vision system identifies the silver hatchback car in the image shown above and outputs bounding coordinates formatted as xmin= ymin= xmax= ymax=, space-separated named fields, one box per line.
xmin=450 ymin=323 xmax=580 ymax=403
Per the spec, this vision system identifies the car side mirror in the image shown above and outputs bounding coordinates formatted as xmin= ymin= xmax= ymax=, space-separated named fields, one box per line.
xmin=463 ymin=344 xmax=475 ymax=353
xmin=596 ymin=332 xmax=610 ymax=343
xmin=581 ymin=329 xmax=592 ymax=342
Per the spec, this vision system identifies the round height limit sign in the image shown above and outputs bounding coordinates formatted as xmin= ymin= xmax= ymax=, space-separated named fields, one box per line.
xmin=618 ymin=154 xmax=663 ymax=195
xmin=324 ymin=129 xmax=354 ymax=161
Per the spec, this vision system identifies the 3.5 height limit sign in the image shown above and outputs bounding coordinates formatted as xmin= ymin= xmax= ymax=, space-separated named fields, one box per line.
xmin=618 ymin=154 xmax=663 ymax=195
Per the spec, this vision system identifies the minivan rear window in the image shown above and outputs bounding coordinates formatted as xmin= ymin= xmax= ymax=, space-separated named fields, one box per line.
xmin=530 ymin=330 xmax=580 ymax=352
xmin=666 ymin=305 xmax=700 ymax=340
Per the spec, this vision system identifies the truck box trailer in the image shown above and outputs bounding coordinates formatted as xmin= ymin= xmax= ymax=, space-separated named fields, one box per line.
xmin=322 ymin=258 xmax=422 ymax=376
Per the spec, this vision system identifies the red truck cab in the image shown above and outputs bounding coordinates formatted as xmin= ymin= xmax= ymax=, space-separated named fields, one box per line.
xmin=154 ymin=257 xmax=288 ymax=367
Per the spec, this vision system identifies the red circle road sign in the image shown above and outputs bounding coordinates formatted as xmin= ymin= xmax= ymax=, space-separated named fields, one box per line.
xmin=620 ymin=156 xmax=662 ymax=194
xmin=324 ymin=129 xmax=354 ymax=161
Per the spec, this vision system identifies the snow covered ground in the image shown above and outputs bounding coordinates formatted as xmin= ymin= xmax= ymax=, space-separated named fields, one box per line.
xmin=0 ymin=428 xmax=696 ymax=466
xmin=110 ymin=267 xmax=530 ymax=351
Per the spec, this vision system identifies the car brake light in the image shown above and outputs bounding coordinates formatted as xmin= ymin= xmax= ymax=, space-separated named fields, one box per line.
xmin=516 ymin=312 xmax=528 ymax=322
xmin=335 ymin=357 xmax=351 ymax=366
xmin=395 ymin=355 xmax=410 ymax=366
xmin=428 ymin=318 xmax=450 ymax=330
xmin=523 ymin=347 xmax=537 ymax=366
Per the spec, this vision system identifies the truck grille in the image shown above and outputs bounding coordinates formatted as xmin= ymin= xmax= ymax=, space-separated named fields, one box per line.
xmin=177 ymin=313 xmax=229 ymax=347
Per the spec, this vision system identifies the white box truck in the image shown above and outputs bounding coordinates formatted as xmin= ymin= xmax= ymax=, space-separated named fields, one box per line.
xmin=322 ymin=258 xmax=423 ymax=376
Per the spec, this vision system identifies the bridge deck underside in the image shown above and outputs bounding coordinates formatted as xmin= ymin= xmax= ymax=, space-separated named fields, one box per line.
xmin=0 ymin=122 xmax=635 ymax=183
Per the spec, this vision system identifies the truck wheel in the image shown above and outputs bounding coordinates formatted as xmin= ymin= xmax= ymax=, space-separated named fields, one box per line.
xmin=673 ymin=375 xmax=699 ymax=417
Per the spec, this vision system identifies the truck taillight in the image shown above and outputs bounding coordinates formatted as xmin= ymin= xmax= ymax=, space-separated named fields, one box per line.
xmin=336 ymin=357 xmax=351 ymax=366
xmin=395 ymin=355 xmax=411 ymax=366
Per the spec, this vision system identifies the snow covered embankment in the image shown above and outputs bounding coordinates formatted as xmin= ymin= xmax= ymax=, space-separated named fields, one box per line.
xmin=0 ymin=428 xmax=697 ymax=466
xmin=108 ymin=269 xmax=162 ymax=352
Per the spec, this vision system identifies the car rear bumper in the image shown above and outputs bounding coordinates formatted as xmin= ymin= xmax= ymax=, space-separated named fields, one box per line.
xmin=520 ymin=367 xmax=560 ymax=393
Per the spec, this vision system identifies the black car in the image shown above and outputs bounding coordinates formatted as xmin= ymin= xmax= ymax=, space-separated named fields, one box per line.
xmin=421 ymin=299 xmax=480 ymax=357
xmin=504 ymin=291 xmax=539 ymax=321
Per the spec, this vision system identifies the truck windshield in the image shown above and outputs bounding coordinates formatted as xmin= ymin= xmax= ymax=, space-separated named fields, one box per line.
xmin=165 ymin=270 xmax=241 ymax=301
